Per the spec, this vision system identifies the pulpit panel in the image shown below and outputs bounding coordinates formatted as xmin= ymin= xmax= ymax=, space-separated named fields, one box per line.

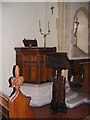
xmin=15 ymin=47 xmax=56 ymax=84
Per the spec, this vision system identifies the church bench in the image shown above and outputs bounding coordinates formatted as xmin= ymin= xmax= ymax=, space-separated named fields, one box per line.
xmin=0 ymin=65 xmax=34 ymax=119
xmin=0 ymin=92 xmax=9 ymax=119
xmin=0 ymin=90 xmax=34 ymax=119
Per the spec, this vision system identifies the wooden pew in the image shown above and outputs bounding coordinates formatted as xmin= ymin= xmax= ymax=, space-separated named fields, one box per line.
xmin=0 ymin=65 xmax=34 ymax=119
xmin=0 ymin=90 xmax=34 ymax=119
xmin=0 ymin=92 xmax=9 ymax=119
xmin=9 ymin=91 xmax=34 ymax=118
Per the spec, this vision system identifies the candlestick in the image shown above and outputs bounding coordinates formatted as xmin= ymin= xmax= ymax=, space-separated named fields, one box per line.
xmin=39 ymin=20 xmax=50 ymax=48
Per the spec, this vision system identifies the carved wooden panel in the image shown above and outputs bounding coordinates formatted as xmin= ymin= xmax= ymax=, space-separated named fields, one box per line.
xmin=15 ymin=47 xmax=56 ymax=84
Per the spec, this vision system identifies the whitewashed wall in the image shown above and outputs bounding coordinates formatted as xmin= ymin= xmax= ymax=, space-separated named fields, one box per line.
xmin=0 ymin=1 xmax=2 ymax=91
xmin=46 ymin=2 xmax=58 ymax=48
xmin=77 ymin=10 xmax=88 ymax=54
xmin=2 ymin=2 xmax=58 ymax=94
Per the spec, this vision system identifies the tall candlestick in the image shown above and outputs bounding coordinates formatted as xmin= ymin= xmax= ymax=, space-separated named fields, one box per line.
xmin=39 ymin=19 xmax=50 ymax=48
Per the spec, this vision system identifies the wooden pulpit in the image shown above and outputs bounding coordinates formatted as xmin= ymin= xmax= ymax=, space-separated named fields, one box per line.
xmin=15 ymin=47 xmax=56 ymax=84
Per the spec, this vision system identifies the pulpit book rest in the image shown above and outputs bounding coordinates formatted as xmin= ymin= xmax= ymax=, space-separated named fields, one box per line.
xmin=23 ymin=38 xmax=37 ymax=47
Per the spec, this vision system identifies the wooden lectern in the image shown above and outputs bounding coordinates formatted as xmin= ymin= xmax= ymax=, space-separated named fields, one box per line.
xmin=46 ymin=52 xmax=70 ymax=114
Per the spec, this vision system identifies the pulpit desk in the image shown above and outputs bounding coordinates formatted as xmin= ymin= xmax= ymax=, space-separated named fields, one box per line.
xmin=15 ymin=47 xmax=56 ymax=84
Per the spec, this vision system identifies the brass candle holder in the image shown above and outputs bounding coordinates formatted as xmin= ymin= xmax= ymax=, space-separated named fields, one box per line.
xmin=39 ymin=20 xmax=50 ymax=48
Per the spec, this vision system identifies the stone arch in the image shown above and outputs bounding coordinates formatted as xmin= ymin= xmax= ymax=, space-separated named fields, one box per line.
xmin=73 ymin=7 xmax=90 ymax=28
xmin=72 ymin=7 xmax=89 ymax=55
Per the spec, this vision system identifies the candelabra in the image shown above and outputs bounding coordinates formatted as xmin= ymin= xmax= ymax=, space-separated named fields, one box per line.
xmin=39 ymin=20 xmax=50 ymax=48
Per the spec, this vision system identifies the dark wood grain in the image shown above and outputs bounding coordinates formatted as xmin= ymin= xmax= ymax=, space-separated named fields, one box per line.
xmin=15 ymin=47 xmax=56 ymax=84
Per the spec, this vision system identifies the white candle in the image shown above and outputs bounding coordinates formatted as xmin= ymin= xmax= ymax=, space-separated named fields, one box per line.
xmin=39 ymin=20 xmax=41 ymax=28
xmin=48 ymin=21 xmax=50 ymax=31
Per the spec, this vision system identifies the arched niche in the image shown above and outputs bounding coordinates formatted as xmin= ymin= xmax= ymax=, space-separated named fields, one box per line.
xmin=72 ymin=7 xmax=90 ymax=57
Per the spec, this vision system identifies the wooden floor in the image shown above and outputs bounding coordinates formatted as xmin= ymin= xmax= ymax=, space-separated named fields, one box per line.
xmin=32 ymin=103 xmax=89 ymax=119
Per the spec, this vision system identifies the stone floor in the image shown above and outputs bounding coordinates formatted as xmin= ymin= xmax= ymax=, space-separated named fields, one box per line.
xmin=66 ymin=89 xmax=90 ymax=108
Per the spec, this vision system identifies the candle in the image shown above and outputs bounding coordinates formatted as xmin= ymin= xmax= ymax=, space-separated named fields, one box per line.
xmin=39 ymin=20 xmax=41 ymax=29
xmin=48 ymin=21 xmax=50 ymax=31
